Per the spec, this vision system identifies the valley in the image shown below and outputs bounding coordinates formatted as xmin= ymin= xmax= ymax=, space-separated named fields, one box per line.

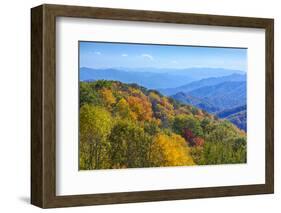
xmin=80 ymin=67 xmax=247 ymax=131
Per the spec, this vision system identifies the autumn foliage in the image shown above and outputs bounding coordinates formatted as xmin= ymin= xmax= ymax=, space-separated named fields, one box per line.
xmin=79 ymin=80 xmax=246 ymax=170
xmin=183 ymin=129 xmax=204 ymax=146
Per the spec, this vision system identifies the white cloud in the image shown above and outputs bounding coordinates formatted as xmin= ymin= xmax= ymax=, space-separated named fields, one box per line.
xmin=94 ymin=51 xmax=101 ymax=55
xmin=171 ymin=60 xmax=178 ymax=64
xmin=141 ymin=54 xmax=154 ymax=61
xmin=121 ymin=54 xmax=128 ymax=57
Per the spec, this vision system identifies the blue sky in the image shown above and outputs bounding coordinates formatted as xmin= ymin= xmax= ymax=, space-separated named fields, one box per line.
xmin=79 ymin=41 xmax=247 ymax=72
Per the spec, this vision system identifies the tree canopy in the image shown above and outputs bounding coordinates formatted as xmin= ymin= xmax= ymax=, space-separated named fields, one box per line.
xmin=79 ymin=80 xmax=247 ymax=170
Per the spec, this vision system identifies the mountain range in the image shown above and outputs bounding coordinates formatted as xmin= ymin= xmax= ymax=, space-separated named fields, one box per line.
xmin=80 ymin=67 xmax=247 ymax=131
xmin=171 ymin=81 xmax=246 ymax=109
xmin=159 ymin=73 xmax=246 ymax=96
xmin=170 ymin=79 xmax=246 ymax=131
xmin=80 ymin=67 xmax=245 ymax=89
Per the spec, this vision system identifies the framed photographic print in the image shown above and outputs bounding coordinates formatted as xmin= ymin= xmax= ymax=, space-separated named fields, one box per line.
xmin=31 ymin=4 xmax=274 ymax=208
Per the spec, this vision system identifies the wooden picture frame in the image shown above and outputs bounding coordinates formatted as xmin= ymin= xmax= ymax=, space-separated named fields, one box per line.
xmin=31 ymin=4 xmax=274 ymax=208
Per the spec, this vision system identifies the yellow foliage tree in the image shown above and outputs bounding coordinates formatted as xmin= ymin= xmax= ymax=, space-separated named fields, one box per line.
xmin=161 ymin=97 xmax=174 ymax=112
xmin=115 ymin=98 xmax=131 ymax=119
xmin=100 ymin=88 xmax=116 ymax=107
xmin=148 ymin=91 xmax=161 ymax=103
xmin=151 ymin=133 xmax=195 ymax=167
xmin=79 ymin=104 xmax=113 ymax=169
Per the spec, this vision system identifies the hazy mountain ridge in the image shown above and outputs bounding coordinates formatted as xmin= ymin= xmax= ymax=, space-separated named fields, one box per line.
xmin=172 ymin=81 xmax=246 ymax=111
xmin=159 ymin=73 xmax=246 ymax=96
xmin=170 ymin=79 xmax=246 ymax=131
xmin=80 ymin=67 xmax=195 ymax=89
xmin=216 ymin=105 xmax=247 ymax=131
xmin=216 ymin=105 xmax=246 ymax=118
xmin=172 ymin=93 xmax=220 ymax=113
xmin=80 ymin=67 xmax=245 ymax=89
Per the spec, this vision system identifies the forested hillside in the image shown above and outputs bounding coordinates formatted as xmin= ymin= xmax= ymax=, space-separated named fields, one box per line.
xmin=216 ymin=105 xmax=247 ymax=131
xmin=171 ymin=80 xmax=247 ymax=130
xmin=79 ymin=80 xmax=246 ymax=170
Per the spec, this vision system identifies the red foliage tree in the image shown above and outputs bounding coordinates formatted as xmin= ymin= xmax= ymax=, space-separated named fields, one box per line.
xmin=183 ymin=128 xmax=194 ymax=143
xmin=183 ymin=128 xmax=204 ymax=146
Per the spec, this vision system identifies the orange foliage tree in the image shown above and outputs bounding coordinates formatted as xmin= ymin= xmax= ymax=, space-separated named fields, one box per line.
xmin=127 ymin=96 xmax=153 ymax=122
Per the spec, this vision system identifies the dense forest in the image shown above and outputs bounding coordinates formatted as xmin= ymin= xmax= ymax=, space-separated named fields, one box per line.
xmin=79 ymin=80 xmax=246 ymax=170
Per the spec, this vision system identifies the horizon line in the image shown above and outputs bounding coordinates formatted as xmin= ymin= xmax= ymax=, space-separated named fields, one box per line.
xmin=79 ymin=66 xmax=246 ymax=72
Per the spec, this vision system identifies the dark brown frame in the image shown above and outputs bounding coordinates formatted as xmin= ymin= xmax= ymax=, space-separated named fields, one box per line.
xmin=31 ymin=4 xmax=274 ymax=208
